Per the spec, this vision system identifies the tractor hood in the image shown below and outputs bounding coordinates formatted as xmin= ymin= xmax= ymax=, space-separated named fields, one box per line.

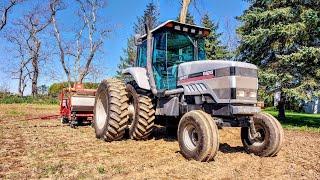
xmin=177 ymin=60 xmax=259 ymax=105
xmin=177 ymin=60 xmax=258 ymax=78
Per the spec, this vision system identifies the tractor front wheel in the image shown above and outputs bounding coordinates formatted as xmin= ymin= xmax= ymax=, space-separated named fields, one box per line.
xmin=93 ymin=79 xmax=129 ymax=141
xmin=178 ymin=110 xmax=219 ymax=162
xmin=241 ymin=112 xmax=284 ymax=157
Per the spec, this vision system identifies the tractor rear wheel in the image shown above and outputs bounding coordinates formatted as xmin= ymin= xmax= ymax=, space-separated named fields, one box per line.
xmin=178 ymin=110 xmax=219 ymax=162
xmin=93 ymin=78 xmax=129 ymax=141
xmin=241 ymin=112 xmax=284 ymax=157
xmin=126 ymin=82 xmax=155 ymax=140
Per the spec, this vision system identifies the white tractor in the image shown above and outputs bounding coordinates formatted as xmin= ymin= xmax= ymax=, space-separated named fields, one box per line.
xmin=93 ymin=20 xmax=284 ymax=162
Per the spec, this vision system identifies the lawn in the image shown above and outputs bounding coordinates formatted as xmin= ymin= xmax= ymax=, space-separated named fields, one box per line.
xmin=264 ymin=108 xmax=320 ymax=132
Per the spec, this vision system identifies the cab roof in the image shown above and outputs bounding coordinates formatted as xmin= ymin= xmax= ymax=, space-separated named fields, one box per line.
xmin=140 ymin=20 xmax=211 ymax=39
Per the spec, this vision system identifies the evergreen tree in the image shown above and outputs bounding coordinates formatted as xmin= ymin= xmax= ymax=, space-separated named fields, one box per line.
xmin=237 ymin=0 xmax=320 ymax=119
xmin=116 ymin=2 xmax=160 ymax=77
xmin=116 ymin=37 xmax=136 ymax=78
xmin=177 ymin=12 xmax=195 ymax=25
xmin=185 ymin=12 xmax=195 ymax=25
xmin=134 ymin=2 xmax=160 ymax=35
xmin=201 ymin=14 xmax=229 ymax=59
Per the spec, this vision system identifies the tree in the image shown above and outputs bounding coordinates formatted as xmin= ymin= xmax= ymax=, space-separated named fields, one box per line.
xmin=201 ymin=13 xmax=229 ymax=59
xmin=51 ymin=0 xmax=110 ymax=85
xmin=5 ymin=29 xmax=32 ymax=96
xmin=0 ymin=0 xmax=21 ymax=31
xmin=237 ymin=0 xmax=320 ymax=120
xmin=185 ymin=12 xmax=195 ymax=25
xmin=37 ymin=84 xmax=48 ymax=95
xmin=48 ymin=82 xmax=98 ymax=96
xmin=12 ymin=2 xmax=54 ymax=96
xmin=179 ymin=0 xmax=191 ymax=23
xmin=177 ymin=11 xmax=195 ymax=25
xmin=116 ymin=37 xmax=136 ymax=78
xmin=117 ymin=2 xmax=160 ymax=77
xmin=134 ymin=1 xmax=160 ymax=35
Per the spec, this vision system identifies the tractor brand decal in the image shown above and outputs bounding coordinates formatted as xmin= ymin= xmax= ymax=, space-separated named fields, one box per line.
xmin=203 ymin=70 xmax=214 ymax=76
xmin=179 ymin=70 xmax=215 ymax=84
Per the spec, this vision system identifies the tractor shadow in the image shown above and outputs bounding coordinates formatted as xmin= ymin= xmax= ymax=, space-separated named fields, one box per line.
xmin=152 ymin=126 xmax=245 ymax=154
xmin=152 ymin=126 xmax=176 ymax=142
xmin=218 ymin=143 xmax=244 ymax=154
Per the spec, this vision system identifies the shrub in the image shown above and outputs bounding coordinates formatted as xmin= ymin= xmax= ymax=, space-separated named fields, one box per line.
xmin=0 ymin=95 xmax=58 ymax=104
xmin=48 ymin=82 xmax=99 ymax=96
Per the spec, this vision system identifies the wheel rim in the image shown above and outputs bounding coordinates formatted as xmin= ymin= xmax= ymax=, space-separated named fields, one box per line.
xmin=127 ymin=90 xmax=135 ymax=127
xmin=183 ymin=123 xmax=199 ymax=151
xmin=249 ymin=124 xmax=266 ymax=146
xmin=95 ymin=95 xmax=107 ymax=130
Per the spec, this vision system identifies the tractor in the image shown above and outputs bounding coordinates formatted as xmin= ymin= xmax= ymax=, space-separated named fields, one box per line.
xmin=93 ymin=20 xmax=284 ymax=162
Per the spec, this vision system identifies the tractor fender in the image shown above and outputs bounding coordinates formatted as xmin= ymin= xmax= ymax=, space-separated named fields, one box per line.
xmin=122 ymin=67 xmax=151 ymax=90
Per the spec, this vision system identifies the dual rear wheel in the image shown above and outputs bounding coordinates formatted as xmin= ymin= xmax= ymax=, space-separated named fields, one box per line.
xmin=93 ymin=79 xmax=155 ymax=142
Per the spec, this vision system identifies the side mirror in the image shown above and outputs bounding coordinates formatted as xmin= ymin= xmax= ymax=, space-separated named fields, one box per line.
xmin=134 ymin=34 xmax=142 ymax=46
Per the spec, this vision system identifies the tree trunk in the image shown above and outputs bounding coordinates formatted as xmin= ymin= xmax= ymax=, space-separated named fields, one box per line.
xmin=278 ymin=92 xmax=286 ymax=121
xmin=31 ymin=56 xmax=39 ymax=96
xmin=18 ymin=68 xmax=23 ymax=96
xmin=314 ymin=98 xmax=319 ymax=114
xmin=51 ymin=4 xmax=72 ymax=88
xmin=179 ymin=0 xmax=191 ymax=23
xmin=31 ymin=42 xmax=40 ymax=96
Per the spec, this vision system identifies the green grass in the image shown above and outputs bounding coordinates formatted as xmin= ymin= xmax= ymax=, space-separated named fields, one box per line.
xmin=264 ymin=109 xmax=320 ymax=132
xmin=0 ymin=95 xmax=58 ymax=104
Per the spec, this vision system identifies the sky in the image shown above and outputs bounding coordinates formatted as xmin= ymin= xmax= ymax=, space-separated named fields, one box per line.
xmin=0 ymin=0 xmax=249 ymax=93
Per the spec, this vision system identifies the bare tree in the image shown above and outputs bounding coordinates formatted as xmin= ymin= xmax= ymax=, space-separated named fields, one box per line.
xmin=6 ymin=30 xmax=32 ymax=96
xmin=0 ymin=0 xmax=24 ymax=31
xmin=51 ymin=0 xmax=110 ymax=85
xmin=179 ymin=0 xmax=191 ymax=23
xmin=14 ymin=3 xmax=54 ymax=96
xmin=0 ymin=0 xmax=23 ymax=31
xmin=222 ymin=17 xmax=239 ymax=53
xmin=49 ymin=0 xmax=72 ymax=87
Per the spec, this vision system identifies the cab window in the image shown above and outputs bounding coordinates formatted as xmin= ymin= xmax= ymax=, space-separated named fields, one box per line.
xmin=136 ymin=41 xmax=147 ymax=67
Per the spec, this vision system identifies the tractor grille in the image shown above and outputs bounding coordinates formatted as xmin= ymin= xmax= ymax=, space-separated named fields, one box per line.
xmin=185 ymin=83 xmax=208 ymax=93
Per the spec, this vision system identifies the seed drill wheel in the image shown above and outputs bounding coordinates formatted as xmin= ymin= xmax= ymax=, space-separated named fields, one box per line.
xmin=93 ymin=79 xmax=129 ymax=141
xmin=241 ymin=112 xmax=284 ymax=157
xmin=126 ymin=82 xmax=155 ymax=140
xmin=178 ymin=110 xmax=219 ymax=162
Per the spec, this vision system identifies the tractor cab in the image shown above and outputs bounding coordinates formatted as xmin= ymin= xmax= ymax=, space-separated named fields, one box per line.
xmin=135 ymin=20 xmax=211 ymax=90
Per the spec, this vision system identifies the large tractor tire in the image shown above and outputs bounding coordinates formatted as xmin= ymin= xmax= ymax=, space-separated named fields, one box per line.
xmin=126 ymin=82 xmax=155 ymax=140
xmin=178 ymin=110 xmax=219 ymax=162
xmin=241 ymin=112 xmax=284 ymax=157
xmin=93 ymin=79 xmax=129 ymax=141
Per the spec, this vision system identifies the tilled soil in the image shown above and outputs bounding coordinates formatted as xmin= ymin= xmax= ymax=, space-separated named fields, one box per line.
xmin=0 ymin=104 xmax=319 ymax=179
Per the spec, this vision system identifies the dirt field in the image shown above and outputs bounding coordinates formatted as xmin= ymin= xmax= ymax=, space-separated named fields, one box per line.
xmin=0 ymin=104 xmax=319 ymax=179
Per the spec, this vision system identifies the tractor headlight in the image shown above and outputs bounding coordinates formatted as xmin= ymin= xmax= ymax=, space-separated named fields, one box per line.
xmin=237 ymin=90 xmax=245 ymax=98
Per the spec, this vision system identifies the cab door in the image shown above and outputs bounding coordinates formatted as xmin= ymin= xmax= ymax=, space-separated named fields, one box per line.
xmin=152 ymin=33 xmax=169 ymax=90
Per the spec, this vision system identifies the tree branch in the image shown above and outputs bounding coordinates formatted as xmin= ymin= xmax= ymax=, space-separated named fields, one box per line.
xmin=0 ymin=0 xmax=18 ymax=31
